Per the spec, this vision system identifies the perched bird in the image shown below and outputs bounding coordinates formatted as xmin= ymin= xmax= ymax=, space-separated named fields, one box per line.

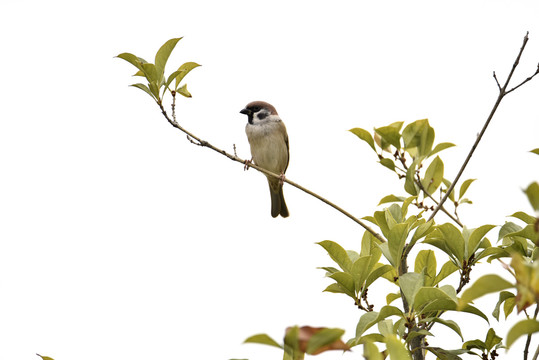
xmin=240 ymin=101 xmax=289 ymax=218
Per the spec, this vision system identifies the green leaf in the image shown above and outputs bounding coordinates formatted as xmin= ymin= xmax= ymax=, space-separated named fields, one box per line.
xmin=155 ymin=37 xmax=182 ymax=75
xmin=385 ymin=335 xmax=412 ymax=360
xmin=506 ymin=319 xmax=539 ymax=349
xmin=116 ymin=52 xmax=145 ymax=72
xmin=379 ymin=195 xmax=406 ymax=205
xmin=410 ymin=220 xmax=434 ymax=249
xmin=442 ymin=178 xmax=456 ymax=202
xmin=244 ymin=334 xmax=282 ymax=348
xmin=375 ymin=124 xmax=402 ymax=149
xmin=141 ymin=62 xmax=160 ymax=83
xmin=531 ymin=148 xmax=539 ymax=155
xmin=458 ymin=179 xmax=476 ymax=200
xmin=351 ymin=255 xmax=373 ymax=290
xmin=177 ymin=83 xmax=192 ymax=98
xmin=459 ymin=274 xmax=513 ymax=307
xmin=426 ymin=347 xmax=467 ymax=359
xmin=322 ymin=283 xmax=346 ymax=294
xmin=427 ymin=224 xmax=465 ymax=263
xmin=467 ymin=225 xmax=496 ymax=259
xmin=421 ymin=156 xmax=444 ymax=194
xmin=386 ymin=292 xmax=401 ymax=305
xmin=284 ymin=326 xmax=300 ymax=360
xmin=484 ymin=328 xmax=502 ymax=352
xmin=380 ymin=158 xmax=396 ymax=171
xmin=421 ymin=317 xmax=463 ymax=341
xmin=429 ymin=142 xmax=456 ymax=157
xmin=388 ymin=223 xmax=410 ymax=268
xmin=404 ymin=158 xmax=420 ymax=196
xmin=328 ymin=272 xmax=356 ymax=298
xmin=365 ymin=264 xmax=394 ymax=288
xmin=174 ymin=62 xmax=201 ymax=89
xmin=349 ymin=127 xmax=376 ymax=151
xmin=415 ymin=250 xmax=437 ymax=286
xmin=36 ymin=355 xmax=55 ymax=360
xmin=129 ymin=83 xmax=156 ymax=100
xmin=402 ymin=119 xmax=435 ymax=158
xmin=524 ymin=182 xmax=539 ymax=211
xmin=510 ymin=211 xmax=537 ymax=225
xmin=318 ymin=240 xmax=353 ymax=272
xmin=355 ymin=306 xmax=404 ymax=337
xmin=399 ymin=272 xmax=424 ymax=308
xmin=415 ymin=286 xmax=456 ymax=310
xmin=362 ymin=341 xmax=383 ymax=360
xmin=306 ymin=328 xmax=345 ymax=355
xmin=433 ymin=260 xmax=459 ymax=285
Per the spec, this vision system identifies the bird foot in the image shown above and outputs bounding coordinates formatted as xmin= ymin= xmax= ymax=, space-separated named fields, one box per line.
xmin=279 ymin=173 xmax=286 ymax=185
xmin=244 ymin=159 xmax=252 ymax=171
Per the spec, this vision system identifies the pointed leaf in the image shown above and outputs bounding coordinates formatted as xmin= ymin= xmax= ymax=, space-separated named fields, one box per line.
xmin=318 ymin=240 xmax=353 ymax=272
xmin=415 ymin=286 xmax=457 ymax=310
xmin=531 ymin=148 xmax=539 ymax=155
xmin=399 ymin=272 xmax=424 ymax=308
xmin=129 ymin=83 xmax=156 ymax=100
xmin=155 ymin=37 xmax=182 ymax=74
xmin=385 ymin=335 xmax=412 ymax=360
xmin=506 ymin=319 xmax=539 ymax=349
xmin=244 ymin=334 xmax=283 ymax=348
xmin=459 ymin=274 xmax=513 ymax=307
xmin=375 ymin=125 xmax=401 ymax=149
xmin=402 ymin=119 xmax=434 ymax=157
xmin=177 ymin=83 xmax=192 ymax=98
xmin=415 ymin=250 xmax=437 ymax=286
xmin=116 ymin=52 xmax=145 ymax=72
xmin=174 ymin=62 xmax=201 ymax=89
xmin=458 ymin=179 xmax=476 ymax=200
xmin=433 ymin=260 xmax=459 ymax=285
xmin=378 ymin=195 xmax=406 ymax=205
xmin=349 ymin=127 xmax=375 ymax=151
xmin=510 ymin=211 xmax=536 ymax=225
xmin=421 ymin=156 xmax=444 ymax=194
xmin=380 ymin=158 xmax=396 ymax=171
xmin=363 ymin=341 xmax=383 ymax=360
xmin=429 ymin=142 xmax=456 ymax=157
xmin=467 ymin=225 xmax=496 ymax=258
xmin=525 ymin=182 xmax=539 ymax=211
xmin=305 ymin=328 xmax=349 ymax=355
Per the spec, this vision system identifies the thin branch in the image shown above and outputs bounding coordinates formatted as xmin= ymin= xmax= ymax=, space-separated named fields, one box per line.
xmin=415 ymin=177 xmax=463 ymax=227
xmin=158 ymin=105 xmax=386 ymax=243
xmin=429 ymin=32 xmax=537 ymax=221
xmin=524 ymin=304 xmax=539 ymax=360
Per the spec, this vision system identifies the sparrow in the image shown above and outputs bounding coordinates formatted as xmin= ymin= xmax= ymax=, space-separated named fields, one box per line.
xmin=240 ymin=101 xmax=289 ymax=218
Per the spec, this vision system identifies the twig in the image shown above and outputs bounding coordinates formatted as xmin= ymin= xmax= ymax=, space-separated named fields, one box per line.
xmin=429 ymin=32 xmax=537 ymax=221
xmin=158 ymin=104 xmax=386 ymax=243
xmin=525 ymin=304 xmax=539 ymax=360
xmin=415 ymin=177 xmax=463 ymax=227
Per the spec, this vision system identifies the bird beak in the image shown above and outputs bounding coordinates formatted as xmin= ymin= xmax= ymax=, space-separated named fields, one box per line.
xmin=240 ymin=108 xmax=252 ymax=116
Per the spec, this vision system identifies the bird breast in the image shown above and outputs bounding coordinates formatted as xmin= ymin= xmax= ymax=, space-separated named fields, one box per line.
xmin=245 ymin=121 xmax=288 ymax=174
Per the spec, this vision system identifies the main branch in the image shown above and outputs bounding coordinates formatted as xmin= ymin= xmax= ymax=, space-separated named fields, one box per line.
xmin=158 ymin=102 xmax=386 ymax=243
xmin=429 ymin=32 xmax=538 ymax=221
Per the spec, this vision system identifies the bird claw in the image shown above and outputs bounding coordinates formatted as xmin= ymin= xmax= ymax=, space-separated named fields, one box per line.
xmin=244 ymin=159 xmax=252 ymax=171
xmin=279 ymin=173 xmax=286 ymax=185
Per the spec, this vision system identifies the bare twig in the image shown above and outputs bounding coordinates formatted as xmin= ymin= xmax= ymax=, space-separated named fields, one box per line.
xmin=429 ymin=32 xmax=537 ymax=221
xmin=158 ymin=104 xmax=386 ymax=243
xmin=524 ymin=304 xmax=539 ymax=360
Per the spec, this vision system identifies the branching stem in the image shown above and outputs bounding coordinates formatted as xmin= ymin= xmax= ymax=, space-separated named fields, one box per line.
xmin=157 ymin=105 xmax=386 ymax=243
xmin=429 ymin=32 xmax=536 ymax=221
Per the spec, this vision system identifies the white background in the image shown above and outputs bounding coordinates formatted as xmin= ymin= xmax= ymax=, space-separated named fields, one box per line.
xmin=1 ymin=1 xmax=539 ymax=359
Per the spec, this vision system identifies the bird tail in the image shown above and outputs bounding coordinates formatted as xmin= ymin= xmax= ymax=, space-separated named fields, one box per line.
xmin=270 ymin=183 xmax=289 ymax=218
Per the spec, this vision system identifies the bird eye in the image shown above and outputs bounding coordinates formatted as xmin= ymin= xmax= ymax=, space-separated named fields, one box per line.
xmin=251 ymin=106 xmax=261 ymax=112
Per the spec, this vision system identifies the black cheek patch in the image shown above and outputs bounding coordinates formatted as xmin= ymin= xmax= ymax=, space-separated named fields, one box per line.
xmin=257 ymin=112 xmax=268 ymax=120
